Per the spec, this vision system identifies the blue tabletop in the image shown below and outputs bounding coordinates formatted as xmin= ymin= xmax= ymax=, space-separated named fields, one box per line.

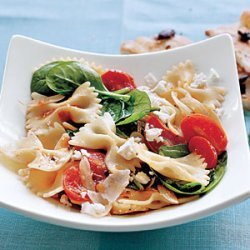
xmin=0 ymin=1 xmax=250 ymax=249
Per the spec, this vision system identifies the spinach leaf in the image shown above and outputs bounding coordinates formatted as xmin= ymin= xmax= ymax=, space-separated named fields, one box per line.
xmin=159 ymin=144 xmax=189 ymax=158
xmin=116 ymin=122 xmax=138 ymax=137
xmin=156 ymin=151 xmax=227 ymax=195
xmin=113 ymin=87 xmax=131 ymax=95
xmin=160 ymin=176 xmax=205 ymax=195
xmin=202 ymin=151 xmax=227 ymax=194
xmin=116 ymin=127 xmax=129 ymax=139
xmin=31 ymin=61 xmax=61 ymax=95
xmin=101 ymin=100 xmax=131 ymax=122
xmin=65 ymin=129 xmax=79 ymax=137
xmin=46 ymin=61 xmax=105 ymax=95
xmin=117 ymin=89 xmax=151 ymax=125
xmin=95 ymin=89 xmax=130 ymax=102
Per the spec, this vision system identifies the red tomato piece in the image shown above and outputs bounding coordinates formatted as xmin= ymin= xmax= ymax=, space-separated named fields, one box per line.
xmin=188 ymin=136 xmax=218 ymax=169
xmin=58 ymin=110 xmax=71 ymax=121
xmin=180 ymin=114 xmax=227 ymax=154
xmin=101 ymin=70 xmax=136 ymax=91
xmin=145 ymin=115 xmax=186 ymax=152
xmin=86 ymin=151 xmax=108 ymax=183
xmin=63 ymin=151 xmax=109 ymax=204
xmin=63 ymin=163 xmax=89 ymax=205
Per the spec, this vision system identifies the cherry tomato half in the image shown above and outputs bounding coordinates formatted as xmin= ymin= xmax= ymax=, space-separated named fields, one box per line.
xmin=145 ymin=115 xmax=186 ymax=152
xmin=63 ymin=163 xmax=89 ymax=205
xmin=87 ymin=151 xmax=108 ymax=183
xmin=101 ymin=70 xmax=136 ymax=91
xmin=63 ymin=151 xmax=108 ymax=205
xmin=188 ymin=136 xmax=218 ymax=169
xmin=181 ymin=113 xmax=227 ymax=154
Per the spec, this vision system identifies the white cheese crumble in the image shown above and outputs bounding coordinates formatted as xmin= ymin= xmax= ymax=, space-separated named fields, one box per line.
xmin=143 ymin=72 xmax=158 ymax=88
xmin=71 ymin=149 xmax=91 ymax=161
xmin=190 ymin=73 xmax=207 ymax=88
xmin=81 ymin=191 xmax=87 ymax=198
xmin=80 ymin=149 xmax=90 ymax=157
xmin=145 ymin=124 xmax=163 ymax=143
xmin=152 ymin=80 xmax=173 ymax=95
xmin=138 ymin=86 xmax=169 ymax=108
xmin=117 ymin=137 xmax=137 ymax=160
xmin=81 ymin=202 xmax=106 ymax=216
xmin=71 ymin=150 xmax=82 ymax=160
xmin=60 ymin=194 xmax=72 ymax=207
xmin=154 ymin=106 xmax=171 ymax=124
xmin=207 ymin=68 xmax=220 ymax=85
xmin=134 ymin=172 xmax=150 ymax=185
xmin=215 ymin=108 xmax=224 ymax=117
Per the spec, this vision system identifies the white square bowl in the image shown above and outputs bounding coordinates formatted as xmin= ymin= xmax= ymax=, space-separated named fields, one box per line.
xmin=0 ymin=34 xmax=249 ymax=232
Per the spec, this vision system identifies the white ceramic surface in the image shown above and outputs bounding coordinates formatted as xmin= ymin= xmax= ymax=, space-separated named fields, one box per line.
xmin=0 ymin=35 xmax=249 ymax=232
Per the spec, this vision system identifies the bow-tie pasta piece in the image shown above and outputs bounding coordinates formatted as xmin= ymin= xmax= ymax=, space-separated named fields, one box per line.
xmin=26 ymin=82 xmax=102 ymax=133
xmin=111 ymin=185 xmax=178 ymax=214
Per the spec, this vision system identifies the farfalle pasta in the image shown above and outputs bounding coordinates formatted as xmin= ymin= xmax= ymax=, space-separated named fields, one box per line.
xmin=0 ymin=59 xmax=228 ymax=217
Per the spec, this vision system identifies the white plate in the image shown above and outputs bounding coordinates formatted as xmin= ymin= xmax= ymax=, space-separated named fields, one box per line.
xmin=0 ymin=35 xmax=249 ymax=232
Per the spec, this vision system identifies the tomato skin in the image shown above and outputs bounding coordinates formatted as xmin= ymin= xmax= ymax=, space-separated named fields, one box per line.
xmin=188 ymin=136 xmax=218 ymax=169
xmin=145 ymin=115 xmax=186 ymax=152
xmin=63 ymin=164 xmax=89 ymax=205
xmin=58 ymin=110 xmax=71 ymax=121
xmin=181 ymin=114 xmax=227 ymax=154
xmin=101 ymin=70 xmax=136 ymax=91
xmin=63 ymin=151 xmax=108 ymax=205
xmin=87 ymin=151 xmax=108 ymax=183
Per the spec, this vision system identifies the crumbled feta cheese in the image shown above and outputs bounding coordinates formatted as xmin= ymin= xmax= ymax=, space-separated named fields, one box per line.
xmin=81 ymin=191 xmax=87 ymax=198
xmin=145 ymin=124 xmax=163 ymax=143
xmin=138 ymin=86 xmax=169 ymax=108
xmin=117 ymin=137 xmax=137 ymax=160
xmin=81 ymin=202 xmax=106 ymax=216
xmin=152 ymin=80 xmax=173 ymax=95
xmin=190 ymin=73 xmax=207 ymax=88
xmin=134 ymin=172 xmax=150 ymax=185
xmin=143 ymin=73 xmax=158 ymax=88
xmin=215 ymin=108 xmax=224 ymax=117
xmin=154 ymin=106 xmax=171 ymax=124
xmin=60 ymin=194 xmax=72 ymax=207
xmin=207 ymin=68 xmax=220 ymax=85
xmin=71 ymin=150 xmax=82 ymax=160
xmin=80 ymin=149 xmax=90 ymax=157
xmin=133 ymin=137 xmax=142 ymax=143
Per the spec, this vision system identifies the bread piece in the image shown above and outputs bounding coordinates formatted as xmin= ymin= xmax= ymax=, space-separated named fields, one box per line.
xmin=120 ymin=30 xmax=192 ymax=54
xmin=206 ymin=10 xmax=250 ymax=110
xmin=206 ymin=11 xmax=250 ymax=75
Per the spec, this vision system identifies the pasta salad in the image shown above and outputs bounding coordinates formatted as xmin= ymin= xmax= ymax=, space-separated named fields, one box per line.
xmin=0 ymin=59 xmax=228 ymax=217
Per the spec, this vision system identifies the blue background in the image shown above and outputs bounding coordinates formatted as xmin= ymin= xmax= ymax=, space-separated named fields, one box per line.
xmin=0 ymin=0 xmax=250 ymax=249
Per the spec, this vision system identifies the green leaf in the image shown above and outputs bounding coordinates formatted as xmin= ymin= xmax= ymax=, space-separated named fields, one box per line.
xmin=159 ymin=144 xmax=189 ymax=158
xmin=46 ymin=61 xmax=105 ymax=95
xmin=95 ymin=89 xmax=130 ymax=102
xmin=116 ymin=127 xmax=129 ymax=139
xmin=160 ymin=176 xmax=205 ymax=195
xmin=117 ymin=89 xmax=151 ymax=125
xmin=127 ymin=179 xmax=144 ymax=191
xmin=133 ymin=179 xmax=144 ymax=190
xmin=115 ymin=122 xmax=138 ymax=138
xmin=31 ymin=61 xmax=61 ymax=95
xmin=65 ymin=129 xmax=79 ymax=137
xmin=113 ymin=87 xmax=131 ymax=95
xmin=156 ymin=151 xmax=227 ymax=195
xmin=202 ymin=151 xmax=227 ymax=194
xmin=101 ymin=100 xmax=131 ymax=122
